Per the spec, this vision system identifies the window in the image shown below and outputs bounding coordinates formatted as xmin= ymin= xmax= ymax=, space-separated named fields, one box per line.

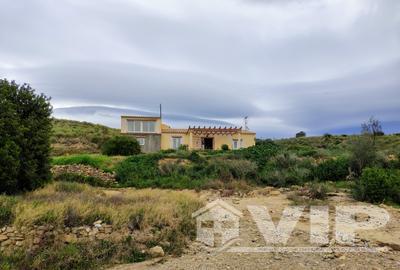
xmin=137 ymin=137 xmax=145 ymax=146
xmin=172 ymin=137 xmax=182 ymax=149
xmin=232 ymin=139 xmax=239 ymax=150
xmin=127 ymin=120 xmax=156 ymax=133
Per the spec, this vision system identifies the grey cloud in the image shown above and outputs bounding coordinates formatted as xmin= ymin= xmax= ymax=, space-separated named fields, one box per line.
xmin=1 ymin=0 xmax=399 ymax=137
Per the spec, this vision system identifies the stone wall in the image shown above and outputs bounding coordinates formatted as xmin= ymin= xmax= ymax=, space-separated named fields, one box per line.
xmin=51 ymin=164 xmax=117 ymax=185
xmin=0 ymin=220 xmax=124 ymax=252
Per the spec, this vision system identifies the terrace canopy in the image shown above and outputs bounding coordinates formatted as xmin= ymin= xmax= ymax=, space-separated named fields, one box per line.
xmin=187 ymin=126 xmax=242 ymax=136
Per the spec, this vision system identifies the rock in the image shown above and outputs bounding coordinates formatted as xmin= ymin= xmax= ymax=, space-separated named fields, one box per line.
xmin=33 ymin=237 xmax=42 ymax=244
xmin=376 ymin=246 xmax=392 ymax=253
xmin=94 ymin=223 xmax=102 ymax=229
xmin=1 ymin=240 xmax=12 ymax=247
xmin=63 ymin=234 xmax=77 ymax=243
xmin=270 ymin=190 xmax=281 ymax=196
xmin=93 ymin=220 xmax=102 ymax=225
xmin=149 ymin=246 xmax=165 ymax=258
xmin=0 ymin=235 xmax=8 ymax=242
xmin=15 ymin=241 xmax=23 ymax=247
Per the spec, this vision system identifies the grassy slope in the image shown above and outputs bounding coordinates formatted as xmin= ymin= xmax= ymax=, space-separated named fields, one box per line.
xmin=51 ymin=119 xmax=120 ymax=156
xmin=0 ymin=182 xmax=203 ymax=269
xmin=275 ymin=134 xmax=400 ymax=157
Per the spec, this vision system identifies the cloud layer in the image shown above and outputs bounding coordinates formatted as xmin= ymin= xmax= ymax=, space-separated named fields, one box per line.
xmin=1 ymin=0 xmax=399 ymax=137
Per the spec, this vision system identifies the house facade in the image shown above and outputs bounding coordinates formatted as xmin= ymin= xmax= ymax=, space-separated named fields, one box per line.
xmin=121 ymin=115 xmax=256 ymax=153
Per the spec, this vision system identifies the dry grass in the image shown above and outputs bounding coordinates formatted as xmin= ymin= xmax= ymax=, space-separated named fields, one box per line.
xmin=12 ymin=183 xmax=204 ymax=230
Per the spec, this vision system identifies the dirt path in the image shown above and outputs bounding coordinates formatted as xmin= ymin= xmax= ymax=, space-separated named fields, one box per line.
xmin=112 ymin=188 xmax=400 ymax=270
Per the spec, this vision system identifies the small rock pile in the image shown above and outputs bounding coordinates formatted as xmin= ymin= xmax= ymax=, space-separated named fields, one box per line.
xmin=51 ymin=164 xmax=117 ymax=185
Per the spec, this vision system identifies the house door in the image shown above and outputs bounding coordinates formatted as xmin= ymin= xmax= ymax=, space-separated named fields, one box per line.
xmin=202 ymin=137 xmax=213 ymax=150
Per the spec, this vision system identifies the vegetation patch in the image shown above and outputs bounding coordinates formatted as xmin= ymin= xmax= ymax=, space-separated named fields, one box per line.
xmin=51 ymin=154 xmax=125 ymax=172
xmin=352 ymin=167 xmax=400 ymax=204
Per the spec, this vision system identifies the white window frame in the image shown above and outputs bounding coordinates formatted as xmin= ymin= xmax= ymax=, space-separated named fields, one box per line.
xmin=172 ymin=137 xmax=182 ymax=149
xmin=137 ymin=137 xmax=145 ymax=146
xmin=127 ymin=120 xmax=156 ymax=133
xmin=232 ymin=139 xmax=239 ymax=150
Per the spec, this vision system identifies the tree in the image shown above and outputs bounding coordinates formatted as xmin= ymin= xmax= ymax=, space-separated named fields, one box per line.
xmin=101 ymin=136 xmax=141 ymax=156
xmin=0 ymin=79 xmax=52 ymax=194
xmin=361 ymin=116 xmax=383 ymax=144
xmin=349 ymin=134 xmax=377 ymax=176
xmin=296 ymin=131 xmax=306 ymax=138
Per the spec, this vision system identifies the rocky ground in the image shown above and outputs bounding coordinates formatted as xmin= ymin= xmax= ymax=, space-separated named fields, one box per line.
xmin=111 ymin=188 xmax=400 ymax=270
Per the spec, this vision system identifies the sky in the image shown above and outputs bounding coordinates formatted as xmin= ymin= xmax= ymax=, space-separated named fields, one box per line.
xmin=1 ymin=0 xmax=399 ymax=138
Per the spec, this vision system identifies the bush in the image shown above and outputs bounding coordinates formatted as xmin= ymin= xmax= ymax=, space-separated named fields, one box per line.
xmin=308 ymin=182 xmax=330 ymax=200
xmin=349 ymin=135 xmax=377 ymax=175
xmin=0 ymin=79 xmax=52 ymax=194
xmin=296 ymin=131 xmax=306 ymax=138
xmin=352 ymin=168 xmax=400 ymax=203
xmin=238 ymin=139 xmax=280 ymax=166
xmin=312 ymin=157 xmax=349 ymax=181
xmin=178 ymin=144 xmax=188 ymax=151
xmin=101 ymin=136 xmax=141 ymax=156
xmin=221 ymin=144 xmax=229 ymax=151
xmin=259 ymin=167 xmax=310 ymax=187
xmin=205 ymin=158 xmax=257 ymax=181
xmin=115 ymin=153 xmax=162 ymax=184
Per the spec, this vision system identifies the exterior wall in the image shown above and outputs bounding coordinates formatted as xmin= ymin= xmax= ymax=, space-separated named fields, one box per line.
xmin=121 ymin=116 xmax=162 ymax=134
xmin=160 ymin=132 xmax=256 ymax=150
xmin=213 ymin=133 xmax=256 ymax=150
xmin=161 ymin=132 xmax=190 ymax=150
xmin=240 ymin=133 xmax=256 ymax=149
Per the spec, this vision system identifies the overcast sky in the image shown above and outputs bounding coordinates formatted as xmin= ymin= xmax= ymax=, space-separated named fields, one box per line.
xmin=1 ymin=0 xmax=399 ymax=137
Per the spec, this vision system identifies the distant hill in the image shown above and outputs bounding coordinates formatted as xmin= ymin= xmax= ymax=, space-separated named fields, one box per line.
xmin=51 ymin=118 xmax=120 ymax=156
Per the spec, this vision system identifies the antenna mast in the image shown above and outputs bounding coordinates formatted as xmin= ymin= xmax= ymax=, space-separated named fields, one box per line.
xmin=244 ymin=116 xmax=249 ymax=130
xmin=159 ymin=104 xmax=162 ymax=119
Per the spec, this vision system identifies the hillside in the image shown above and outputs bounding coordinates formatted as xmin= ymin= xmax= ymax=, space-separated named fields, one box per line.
xmin=51 ymin=119 xmax=120 ymax=155
xmin=275 ymin=134 xmax=400 ymax=158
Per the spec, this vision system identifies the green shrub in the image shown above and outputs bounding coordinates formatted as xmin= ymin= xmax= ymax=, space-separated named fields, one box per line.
xmin=352 ymin=168 xmax=400 ymax=203
xmin=115 ymin=153 xmax=162 ymax=184
xmin=349 ymin=135 xmax=377 ymax=175
xmin=259 ymin=167 xmax=310 ymax=187
xmin=205 ymin=158 xmax=257 ymax=181
xmin=101 ymin=136 xmax=141 ymax=156
xmin=178 ymin=144 xmax=188 ymax=151
xmin=312 ymin=157 xmax=349 ymax=181
xmin=238 ymin=139 xmax=280 ymax=166
xmin=221 ymin=144 xmax=229 ymax=151
xmin=0 ymin=196 xmax=18 ymax=226
xmin=0 ymin=79 xmax=52 ymax=194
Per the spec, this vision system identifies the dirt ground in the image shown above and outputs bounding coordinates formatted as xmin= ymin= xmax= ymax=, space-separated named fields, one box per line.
xmin=112 ymin=188 xmax=400 ymax=270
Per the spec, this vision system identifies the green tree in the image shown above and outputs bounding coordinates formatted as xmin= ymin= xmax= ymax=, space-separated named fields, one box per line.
xmin=0 ymin=79 xmax=52 ymax=194
xmin=101 ymin=136 xmax=141 ymax=156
